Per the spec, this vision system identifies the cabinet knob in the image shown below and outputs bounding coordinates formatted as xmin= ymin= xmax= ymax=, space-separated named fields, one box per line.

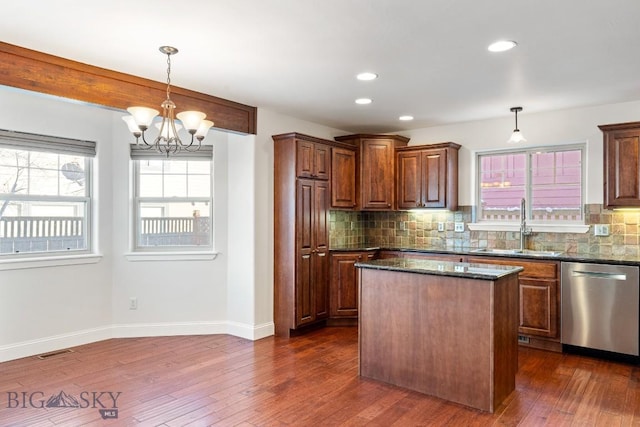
xmin=387 ymin=203 xmax=391 ymax=207
xmin=416 ymin=202 xmax=420 ymax=207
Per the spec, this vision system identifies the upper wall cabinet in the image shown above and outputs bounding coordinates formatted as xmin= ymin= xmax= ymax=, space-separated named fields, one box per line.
xmin=396 ymin=142 xmax=460 ymax=210
xmin=296 ymin=139 xmax=330 ymax=180
xmin=334 ymin=134 xmax=410 ymax=210
xmin=331 ymin=147 xmax=358 ymax=209
xmin=600 ymin=122 xmax=640 ymax=209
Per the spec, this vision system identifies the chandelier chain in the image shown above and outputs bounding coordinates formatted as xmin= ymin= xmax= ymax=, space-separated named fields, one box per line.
xmin=165 ymin=53 xmax=172 ymax=100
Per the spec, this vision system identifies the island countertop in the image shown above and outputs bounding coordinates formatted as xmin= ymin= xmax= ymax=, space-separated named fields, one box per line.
xmin=355 ymin=258 xmax=523 ymax=280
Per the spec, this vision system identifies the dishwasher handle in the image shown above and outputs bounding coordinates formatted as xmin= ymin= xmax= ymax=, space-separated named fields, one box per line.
xmin=570 ymin=270 xmax=627 ymax=281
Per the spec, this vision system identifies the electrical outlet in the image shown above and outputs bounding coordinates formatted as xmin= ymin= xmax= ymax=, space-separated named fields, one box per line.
xmin=454 ymin=222 xmax=465 ymax=232
xmin=593 ymin=224 xmax=610 ymax=236
xmin=129 ymin=297 xmax=137 ymax=310
xmin=437 ymin=222 xmax=445 ymax=232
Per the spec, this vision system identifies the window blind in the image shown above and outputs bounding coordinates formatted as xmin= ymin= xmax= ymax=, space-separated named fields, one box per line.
xmin=0 ymin=129 xmax=96 ymax=157
xmin=130 ymin=144 xmax=213 ymax=161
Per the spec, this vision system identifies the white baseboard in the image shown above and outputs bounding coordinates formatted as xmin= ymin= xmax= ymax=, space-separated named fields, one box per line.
xmin=0 ymin=321 xmax=276 ymax=363
xmin=111 ymin=321 xmax=228 ymax=338
xmin=227 ymin=321 xmax=275 ymax=340
xmin=0 ymin=326 xmax=113 ymax=363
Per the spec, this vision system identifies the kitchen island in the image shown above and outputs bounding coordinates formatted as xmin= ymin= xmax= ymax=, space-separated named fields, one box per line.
xmin=356 ymin=258 xmax=523 ymax=413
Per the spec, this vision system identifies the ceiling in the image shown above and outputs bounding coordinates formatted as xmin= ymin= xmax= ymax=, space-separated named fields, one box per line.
xmin=2 ymin=1 xmax=640 ymax=133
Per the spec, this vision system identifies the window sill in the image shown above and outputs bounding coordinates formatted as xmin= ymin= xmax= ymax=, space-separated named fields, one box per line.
xmin=0 ymin=253 xmax=103 ymax=271
xmin=468 ymin=223 xmax=590 ymax=234
xmin=124 ymin=251 xmax=220 ymax=262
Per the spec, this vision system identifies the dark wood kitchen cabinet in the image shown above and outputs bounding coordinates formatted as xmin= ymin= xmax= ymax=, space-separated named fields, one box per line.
xmin=296 ymin=179 xmax=330 ymax=325
xmin=330 ymin=146 xmax=357 ymax=209
xmin=334 ymin=134 xmax=409 ymax=210
xmin=329 ymin=251 xmax=376 ymax=320
xmin=396 ymin=142 xmax=460 ymax=210
xmin=296 ymin=138 xmax=330 ymax=180
xmin=274 ymin=133 xmax=342 ymax=337
xmin=467 ymin=256 xmax=560 ymax=352
xmin=599 ymin=121 xmax=640 ymax=208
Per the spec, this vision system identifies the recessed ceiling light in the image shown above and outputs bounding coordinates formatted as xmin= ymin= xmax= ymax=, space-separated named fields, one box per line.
xmin=357 ymin=72 xmax=378 ymax=81
xmin=399 ymin=115 xmax=414 ymax=121
xmin=488 ymin=40 xmax=517 ymax=52
xmin=355 ymin=98 xmax=372 ymax=105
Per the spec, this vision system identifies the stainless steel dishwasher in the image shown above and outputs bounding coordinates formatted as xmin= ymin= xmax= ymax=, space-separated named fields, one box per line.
xmin=561 ymin=262 xmax=639 ymax=356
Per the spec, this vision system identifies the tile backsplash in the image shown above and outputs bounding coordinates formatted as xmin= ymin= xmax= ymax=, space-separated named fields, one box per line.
xmin=329 ymin=204 xmax=640 ymax=256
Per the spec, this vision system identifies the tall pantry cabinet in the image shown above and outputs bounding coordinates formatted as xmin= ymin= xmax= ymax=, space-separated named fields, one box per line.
xmin=273 ymin=133 xmax=353 ymax=337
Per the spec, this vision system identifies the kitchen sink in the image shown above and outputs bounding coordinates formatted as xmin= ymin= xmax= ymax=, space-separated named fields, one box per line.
xmin=471 ymin=248 xmax=563 ymax=257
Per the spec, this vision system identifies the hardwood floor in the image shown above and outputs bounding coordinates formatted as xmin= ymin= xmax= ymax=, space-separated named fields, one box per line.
xmin=1 ymin=327 xmax=639 ymax=426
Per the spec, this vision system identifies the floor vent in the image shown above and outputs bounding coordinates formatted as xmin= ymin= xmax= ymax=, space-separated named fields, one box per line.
xmin=518 ymin=335 xmax=531 ymax=344
xmin=36 ymin=349 xmax=74 ymax=359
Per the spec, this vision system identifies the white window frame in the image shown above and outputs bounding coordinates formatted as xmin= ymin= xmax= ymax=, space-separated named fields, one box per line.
xmin=0 ymin=129 xmax=96 ymax=263
xmin=128 ymin=146 xmax=216 ymax=258
xmin=469 ymin=143 xmax=590 ymax=234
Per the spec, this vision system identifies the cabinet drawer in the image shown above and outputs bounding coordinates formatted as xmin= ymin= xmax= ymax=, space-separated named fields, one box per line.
xmin=467 ymin=256 xmax=558 ymax=279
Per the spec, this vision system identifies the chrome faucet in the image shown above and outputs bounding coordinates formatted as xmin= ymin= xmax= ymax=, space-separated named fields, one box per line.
xmin=519 ymin=198 xmax=532 ymax=251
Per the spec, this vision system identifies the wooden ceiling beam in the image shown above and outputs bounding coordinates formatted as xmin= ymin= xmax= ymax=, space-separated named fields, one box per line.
xmin=0 ymin=42 xmax=257 ymax=135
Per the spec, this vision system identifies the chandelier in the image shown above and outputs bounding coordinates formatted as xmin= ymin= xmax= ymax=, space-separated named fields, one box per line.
xmin=122 ymin=46 xmax=213 ymax=156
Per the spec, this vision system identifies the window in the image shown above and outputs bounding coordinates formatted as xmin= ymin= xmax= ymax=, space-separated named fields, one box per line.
xmin=132 ymin=146 xmax=213 ymax=251
xmin=0 ymin=129 xmax=95 ymax=257
xmin=477 ymin=145 xmax=584 ymax=223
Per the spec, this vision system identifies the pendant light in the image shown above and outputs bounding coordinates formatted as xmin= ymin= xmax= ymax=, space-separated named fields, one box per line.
xmin=507 ymin=106 xmax=526 ymax=144
xmin=122 ymin=46 xmax=214 ymax=156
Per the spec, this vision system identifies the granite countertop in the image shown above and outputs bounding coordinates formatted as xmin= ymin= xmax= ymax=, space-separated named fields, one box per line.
xmin=331 ymin=245 xmax=640 ymax=266
xmin=355 ymin=258 xmax=524 ymax=281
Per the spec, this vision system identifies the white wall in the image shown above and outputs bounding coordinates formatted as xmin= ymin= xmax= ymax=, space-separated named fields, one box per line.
xmin=400 ymin=100 xmax=640 ymax=205
xmin=110 ymin=117 xmax=231 ymax=338
xmin=0 ymin=88 xmax=114 ymax=361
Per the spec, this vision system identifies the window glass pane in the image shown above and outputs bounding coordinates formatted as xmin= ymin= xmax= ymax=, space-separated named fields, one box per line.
xmin=0 ymin=200 xmax=88 ymax=255
xmin=477 ymin=146 xmax=583 ymax=223
xmin=139 ymin=160 xmax=164 ymax=174
xmin=137 ymin=201 xmax=210 ymax=247
xmin=479 ymin=153 xmax=526 ymax=221
xmin=29 ymin=167 xmax=59 ymax=196
xmin=139 ymin=174 xmax=163 ymax=197
xmin=531 ymin=150 xmax=582 ymax=221
xmin=0 ymin=143 xmax=92 ymax=257
xmin=164 ymin=160 xmax=187 ymax=174
xmin=188 ymin=175 xmax=211 ymax=197
xmin=163 ymin=174 xmax=187 ymax=197
xmin=135 ymin=158 xmax=213 ymax=250
xmin=59 ymin=157 xmax=87 ymax=197
xmin=188 ymin=162 xmax=211 ymax=174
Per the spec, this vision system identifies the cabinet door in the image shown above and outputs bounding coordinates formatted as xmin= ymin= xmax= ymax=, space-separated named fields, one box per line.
xmin=330 ymin=252 xmax=361 ymax=317
xmin=604 ymin=128 xmax=640 ymax=207
xmin=296 ymin=140 xmax=315 ymax=179
xmin=296 ymin=140 xmax=330 ymax=180
xmin=331 ymin=147 xmax=357 ymax=209
xmin=397 ymin=151 xmax=422 ymax=209
xmin=361 ymin=139 xmax=394 ymax=209
xmin=313 ymin=143 xmax=331 ymax=180
xmin=519 ymin=278 xmax=558 ymax=338
xmin=296 ymin=179 xmax=315 ymax=326
xmin=313 ymin=181 xmax=330 ymax=318
xmin=421 ymin=149 xmax=447 ymax=208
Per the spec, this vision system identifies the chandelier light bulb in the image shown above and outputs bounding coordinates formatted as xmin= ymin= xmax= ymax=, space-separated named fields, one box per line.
xmin=177 ymin=111 xmax=206 ymax=133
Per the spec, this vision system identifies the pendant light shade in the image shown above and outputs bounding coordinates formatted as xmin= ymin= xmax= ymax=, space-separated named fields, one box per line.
xmin=507 ymin=106 xmax=527 ymax=143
